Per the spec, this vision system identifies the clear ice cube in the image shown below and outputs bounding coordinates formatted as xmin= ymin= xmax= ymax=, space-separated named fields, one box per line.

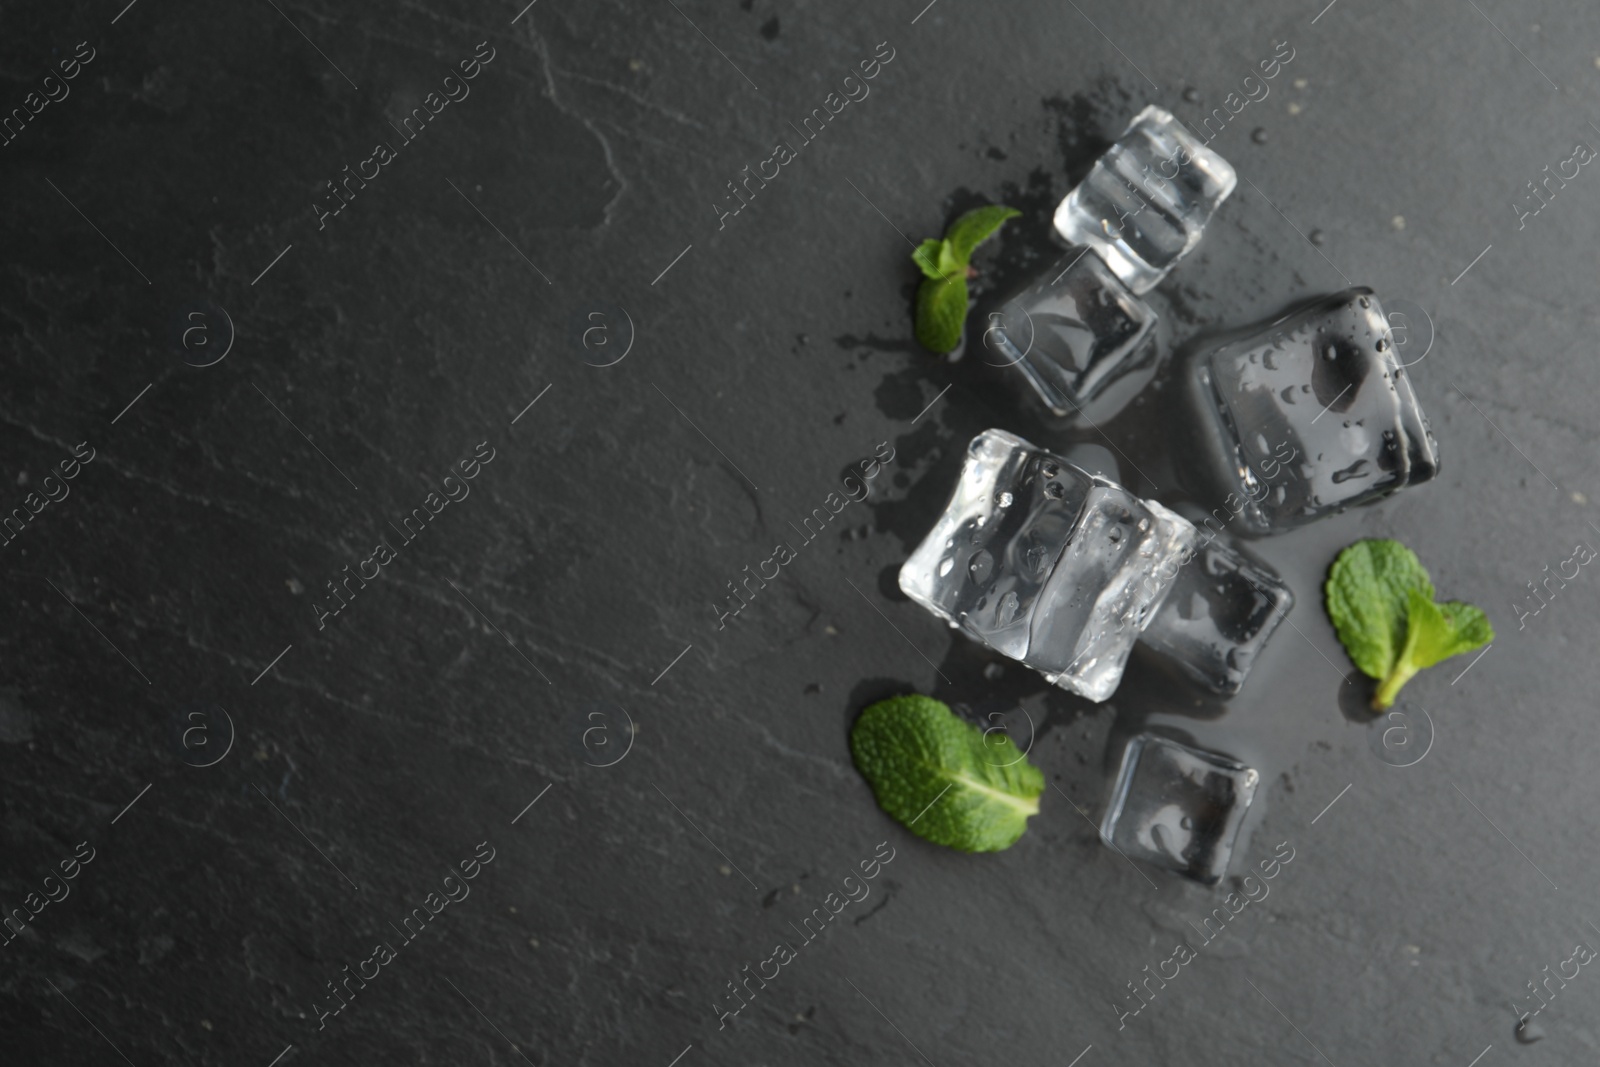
xmin=1053 ymin=105 xmax=1238 ymax=294
xmin=1139 ymin=540 xmax=1294 ymax=695
xmin=1100 ymin=733 xmax=1259 ymax=885
xmin=983 ymin=248 xmax=1157 ymax=414
xmin=899 ymin=429 xmax=1198 ymax=702
xmin=1192 ymin=287 xmax=1441 ymax=532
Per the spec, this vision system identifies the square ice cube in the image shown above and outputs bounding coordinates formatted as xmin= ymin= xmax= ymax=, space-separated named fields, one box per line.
xmin=1138 ymin=540 xmax=1294 ymax=695
xmin=1192 ymin=287 xmax=1441 ymax=532
xmin=1053 ymin=105 xmax=1238 ymax=294
xmin=983 ymin=248 xmax=1157 ymax=415
xmin=899 ymin=429 xmax=1198 ymax=702
xmin=1100 ymin=733 xmax=1259 ymax=885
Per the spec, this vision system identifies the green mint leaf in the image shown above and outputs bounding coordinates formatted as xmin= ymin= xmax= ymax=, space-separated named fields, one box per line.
xmin=1324 ymin=538 xmax=1493 ymax=710
xmin=1373 ymin=590 xmax=1494 ymax=708
xmin=914 ymin=274 xmax=969 ymax=354
xmin=943 ymin=204 xmax=1022 ymax=264
xmin=1325 ymin=539 xmax=1433 ymax=681
xmin=909 ymin=204 xmax=1019 ymax=354
xmin=850 ymin=694 xmax=1044 ymax=853
xmin=911 ymin=238 xmax=947 ymax=280
xmin=1437 ymin=599 xmax=1495 ymax=649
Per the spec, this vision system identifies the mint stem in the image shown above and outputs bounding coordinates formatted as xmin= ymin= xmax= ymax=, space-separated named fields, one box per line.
xmin=1373 ymin=663 xmax=1418 ymax=710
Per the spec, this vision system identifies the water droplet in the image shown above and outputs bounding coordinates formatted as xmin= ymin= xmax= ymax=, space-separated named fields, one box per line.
xmin=1041 ymin=461 xmax=1059 ymax=478
xmin=1182 ymin=86 xmax=1200 ymax=103
xmin=1309 ymin=228 xmax=1325 ymax=246
xmin=1331 ymin=459 xmax=1370 ymax=484
xmin=1107 ymin=527 xmax=1123 ymax=545
xmin=1044 ymin=481 xmax=1065 ymax=500
xmin=937 ymin=557 xmax=954 ymax=577
xmin=995 ymin=491 xmax=1013 ymax=508
xmin=1180 ymin=815 xmax=1193 ymax=830
xmin=1251 ymin=126 xmax=1268 ymax=144
xmin=968 ymin=550 xmax=994 ymax=584
xmin=1359 ymin=296 xmax=1371 ymax=308
xmin=1375 ymin=337 xmax=1388 ymax=351
xmin=1323 ymin=345 xmax=1338 ymax=361
xmin=995 ymin=591 xmax=1020 ymax=626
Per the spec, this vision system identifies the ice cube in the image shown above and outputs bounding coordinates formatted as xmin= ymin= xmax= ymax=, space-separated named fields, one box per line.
xmin=1191 ymin=287 xmax=1441 ymax=532
xmin=982 ymin=248 xmax=1157 ymax=414
xmin=1053 ymin=105 xmax=1238 ymax=294
xmin=1138 ymin=540 xmax=1294 ymax=695
xmin=1100 ymin=733 xmax=1259 ymax=885
xmin=899 ymin=429 xmax=1198 ymax=701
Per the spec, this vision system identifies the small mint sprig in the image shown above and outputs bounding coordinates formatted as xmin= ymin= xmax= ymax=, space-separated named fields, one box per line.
xmin=1324 ymin=538 xmax=1494 ymax=709
xmin=912 ymin=204 xmax=1020 ymax=354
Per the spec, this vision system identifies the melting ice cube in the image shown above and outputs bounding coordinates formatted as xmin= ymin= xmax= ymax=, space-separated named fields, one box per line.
xmin=899 ymin=429 xmax=1198 ymax=702
xmin=1191 ymin=287 xmax=1440 ymax=532
xmin=1100 ymin=733 xmax=1259 ymax=885
xmin=1053 ymin=105 xmax=1238 ymax=294
xmin=984 ymin=247 xmax=1157 ymax=414
xmin=1139 ymin=539 xmax=1294 ymax=695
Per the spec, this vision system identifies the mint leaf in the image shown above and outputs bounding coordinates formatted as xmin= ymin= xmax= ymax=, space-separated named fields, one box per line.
xmin=850 ymin=694 xmax=1043 ymax=853
xmin=1325 ymin=539 xmax=1493 ymax=709
xmin=914 ymin=275 xmax=969 ymax=354
xmin=1372 ymin=590 xmax=1494 ymax=708
xmin=910 ymin=203 xmax=1019 ymax=354
xmin=944 ymin=205 xmax=1022 ymax=263
xmin=912 ymin=239 xmax=947 ymax=280
xmin=1325 ymin=539 xmax=1433 ymax=680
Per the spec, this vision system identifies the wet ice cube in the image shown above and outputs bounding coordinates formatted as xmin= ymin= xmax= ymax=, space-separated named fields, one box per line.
xmin=1192 ymin=287 xmax=1441 ymax=533
xmin=899 ymin=428 xmax=1198 ymax=702
xmin=1139 ymin=540 xmax=1294 ymax=695
xmin=1053 ymin=105 xmax=1238 ymax=294
xmin=1100 ymin=733 xmax=1259 ymax=885
xmin=983 ymin=248 xmax=1157 ymax=414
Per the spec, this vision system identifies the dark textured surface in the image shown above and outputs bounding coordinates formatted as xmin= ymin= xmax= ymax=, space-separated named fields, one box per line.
xmin=3 ymin=0 xmax=1599 ymax=1063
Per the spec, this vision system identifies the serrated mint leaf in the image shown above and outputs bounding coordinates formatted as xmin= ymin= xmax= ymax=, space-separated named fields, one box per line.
xmin=1372 ymin=590 xmax=1495 ymax=708
xmin=1437 ymin=600 xmax=1494 ymax=650
xmin=944 ymin=204 xmax=1022 ymax=263
xmin=915 ymin=274 xmax=969 ymax=354
xmin=912 ymin=238 xmax=947 ymax=281
xmin=1324 ymin=538 xmax=1493 ymax=709
xmin=908 ymin=203 xmax=1019 ymax=354
xmin=850 ymin=694 xmax=1043 ymax=853
xmin=1325 ymin=539 xmax=1433 ymax=680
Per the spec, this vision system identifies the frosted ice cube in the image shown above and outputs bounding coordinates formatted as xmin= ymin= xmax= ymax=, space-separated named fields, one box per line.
xmin=899 ymin=429 xmax=1198 ymax=702
xmin=1192 ymin=287 xmax=1441 ymax=532
xmin=1100 ymin=733 xmax=1259 ymax=885
xmin=1139 ymin=540 xmax=1293 ymax=695
xmin=1053 ymin=105 xmax=1238 ymax=294
xmin=983 ymin=248 xmax=1157 ymax=414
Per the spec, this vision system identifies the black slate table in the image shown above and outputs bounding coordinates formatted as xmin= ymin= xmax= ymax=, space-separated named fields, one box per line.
xmin=3 ymin=0 xmax=1598 ymax=1063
